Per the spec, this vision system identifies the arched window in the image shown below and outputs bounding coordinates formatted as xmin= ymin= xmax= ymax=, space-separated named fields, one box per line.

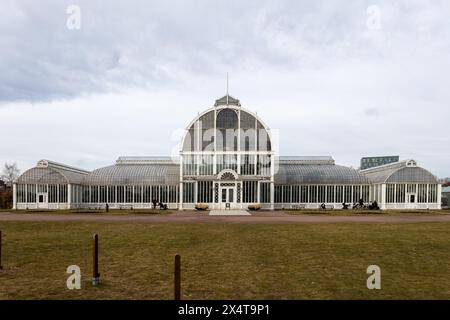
xmin=220 ymin=172 xmax=236 ymax=180
xmin=240 ymin=111 xmax=256 ymax=151
xmin=216 ymin=109 xmax=238 ymax=151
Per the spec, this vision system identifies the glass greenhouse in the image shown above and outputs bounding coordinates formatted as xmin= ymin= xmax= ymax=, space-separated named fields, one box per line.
xmin=13 ymin=95 xmax=442 ymax=210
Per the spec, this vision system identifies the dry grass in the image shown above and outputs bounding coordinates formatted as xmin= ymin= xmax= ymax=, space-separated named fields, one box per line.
xmin=283 ymin=209 xmax=446 ymax=216
xmin=5 ymin=208 xmax=174 ymax=215
xmin=1 ymin=221 xmax=450 ymax=299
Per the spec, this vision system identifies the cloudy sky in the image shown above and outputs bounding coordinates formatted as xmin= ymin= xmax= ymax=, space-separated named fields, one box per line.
xmin=0 ymin=0 xmax=449 ymax=177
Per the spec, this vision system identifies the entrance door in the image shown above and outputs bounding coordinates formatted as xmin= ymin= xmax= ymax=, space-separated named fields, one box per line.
xmin=220 ymin=186 xmax=235 ymax=209
xmin=37 ymin=193 xmax=48 ymax=209
xmin=405 ymin=193 xmax=417 ymax=209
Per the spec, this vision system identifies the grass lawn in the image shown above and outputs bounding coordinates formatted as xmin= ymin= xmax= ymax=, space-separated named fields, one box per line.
xmin=0 ymin=208 xmax=175 ymax=215
xmin=283 ymin=209 xmax=447 ymax=215
xmin=0 ymin=221 xmax=450 ymax=299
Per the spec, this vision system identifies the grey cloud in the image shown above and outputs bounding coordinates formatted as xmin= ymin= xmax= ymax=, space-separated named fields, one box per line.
xmin=4 ymin=0 xmax=449 ymax=102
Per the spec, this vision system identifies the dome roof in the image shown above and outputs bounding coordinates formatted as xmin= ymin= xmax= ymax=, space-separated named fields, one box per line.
xmin=15 ymin=160 xmax=88 ymax=184
xmin=181 ymin=96 xmax=272 ymax=152
xmin=84 ymin=163 xmax=179 ymax=186
xmin=275 ymin=164 xmax=370 ymax=185
xmin=361 ymin=160 xmax=438 ymax=184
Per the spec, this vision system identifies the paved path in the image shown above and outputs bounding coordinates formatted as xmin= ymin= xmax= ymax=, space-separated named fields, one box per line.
xmin=1 ymin=211 xmax=450 ymax=224
xmin=209 ymin=210 xmax=251 ymax=216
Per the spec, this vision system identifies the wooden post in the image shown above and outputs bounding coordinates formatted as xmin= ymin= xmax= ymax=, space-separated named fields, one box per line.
xmin=92 ymin=234 xmax=100 ymax=286
xmin=0 ymin=230 xmax=3 ymax=270
xmin=174 ymin=254 xmax=181 ymax=300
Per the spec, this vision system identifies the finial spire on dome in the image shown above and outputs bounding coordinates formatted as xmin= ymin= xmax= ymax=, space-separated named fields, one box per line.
xmin=226 ymin=72 xmax=229 ymax=105
xmin=214 ymin=73 xmax=241 ymax=107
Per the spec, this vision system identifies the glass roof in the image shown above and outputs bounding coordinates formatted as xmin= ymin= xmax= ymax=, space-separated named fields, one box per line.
xmin=16 ymin=159 xmax=438 ymax=186
xmin=84 ymin=164 xmax=180 ymax=186
xmin=363 ymin=166 xmax=438 ymax=184
xmin=275 ymin=164 xmax=370 ymax=185
xmin=360 ymin=160 xmax=438 ymax=184
xmin=16 ymin=167 xmax=87 ymax=184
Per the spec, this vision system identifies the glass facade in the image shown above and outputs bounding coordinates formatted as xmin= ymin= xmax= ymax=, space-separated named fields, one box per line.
xmin=274 ymin=185 xmax=374 ymax=204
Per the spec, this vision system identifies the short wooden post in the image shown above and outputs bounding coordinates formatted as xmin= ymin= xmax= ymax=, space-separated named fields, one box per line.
xmin=174 ymin=254 xmax=181 ymax=300
xmin=92 ymin=234 xmax=100 ymax=286
xmin=0 ymin=230 xmax=3 ymax=270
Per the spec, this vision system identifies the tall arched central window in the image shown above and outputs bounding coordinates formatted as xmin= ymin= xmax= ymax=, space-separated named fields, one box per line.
xmin=216 ymin=108 xmax=238 ymax=151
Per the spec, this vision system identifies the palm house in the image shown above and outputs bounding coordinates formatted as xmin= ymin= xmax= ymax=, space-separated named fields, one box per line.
xmin=13 ymin=94 xmax=442 ymax=211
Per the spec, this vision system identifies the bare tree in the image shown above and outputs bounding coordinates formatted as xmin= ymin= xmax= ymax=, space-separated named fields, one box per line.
xmin=1 ymin=162 xmax=20 ymax=186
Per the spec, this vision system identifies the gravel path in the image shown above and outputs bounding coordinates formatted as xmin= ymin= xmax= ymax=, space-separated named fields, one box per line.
xmin=1 ymin=211 xmax=450 ymax=224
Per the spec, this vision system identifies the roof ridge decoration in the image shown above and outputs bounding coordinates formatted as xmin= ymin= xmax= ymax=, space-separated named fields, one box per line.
xmin=36 ymin=159 xmax=90 ymax=174
xmin=359 ymin=159 xmax=416 ymax=173
xmin=214 ymin=94 xmax=241 ymax=107
xmin=277 ymin=156 xmax=335 ymax=165
xmin=116 ymin=156 xmax=180 ymax=165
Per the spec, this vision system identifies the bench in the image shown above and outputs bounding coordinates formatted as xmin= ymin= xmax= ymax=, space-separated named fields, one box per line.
xmin=88 ymin=205 xmax=106 ymax=210
xmin=157 ymin=203 xmax=168 ymax=210
xmin=119 ymin=205 xmax=133 ymax=210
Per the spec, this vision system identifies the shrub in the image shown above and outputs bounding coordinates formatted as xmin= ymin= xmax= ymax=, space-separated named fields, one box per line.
xmin=248 ymin=203 xmax=261 ymax=211
xmin=195 ymin=203 xmax=209 ymax=211
xmin=0 ymin=187 xmax=13 ymax=209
